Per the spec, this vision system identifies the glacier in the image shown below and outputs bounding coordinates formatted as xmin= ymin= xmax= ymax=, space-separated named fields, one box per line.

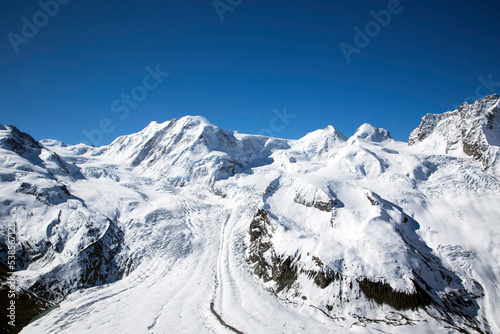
xmin=1 ymin=94 xmax=499 ymax=333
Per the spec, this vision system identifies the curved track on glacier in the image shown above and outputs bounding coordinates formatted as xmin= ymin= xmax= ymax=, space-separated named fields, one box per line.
xmin=21 ymin=187 xmax=349 ymax=334
xmin=206 ymin=192 xmax=347 ymax=334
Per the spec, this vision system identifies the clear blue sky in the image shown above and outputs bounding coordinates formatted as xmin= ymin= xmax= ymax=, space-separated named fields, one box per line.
xmin=1 ymin=0 xmax=499 ymax=145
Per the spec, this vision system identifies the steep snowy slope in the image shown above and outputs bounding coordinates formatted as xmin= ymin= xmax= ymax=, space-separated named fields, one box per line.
xmin=1 ymin=95 xmax=499 ymax=334
xmin=0 ymin=125 xmax=131 ymax=332
xmin=99 ymin=116 xmax=289 ymax=184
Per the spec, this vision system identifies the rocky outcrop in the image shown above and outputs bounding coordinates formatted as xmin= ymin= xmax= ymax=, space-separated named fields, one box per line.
xmin=248 ymin=209 xmax=274 ymax=283
xmin=293 ymin=193 xmax=335 ymax=212
xmin=248 ymin=209 xmax=300 ymax=293
xmin=29 ymin=218 xmax=130 ymax=301
xmin=0 ymin=125 xmax=42 ymax=156
xmin=357 ymin=278 xmax=432 ymax=310
xmin=409 ymin=94 xmax=500 ymax=176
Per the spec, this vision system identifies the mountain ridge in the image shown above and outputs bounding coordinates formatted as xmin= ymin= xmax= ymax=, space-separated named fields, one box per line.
xmin=1 ymin=95 xmax=499 ymax=333
xmin=409 ymin=94 xmax=500 ymax=176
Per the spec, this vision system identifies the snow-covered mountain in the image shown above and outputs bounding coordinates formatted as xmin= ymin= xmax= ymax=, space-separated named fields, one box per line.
xmin=1 ymin=95 xmax=500 ymax=333
xmin=409 ymin=93 xmax=500 ymax=177
xmin=100 ymin=116 xmax=289 ymax=185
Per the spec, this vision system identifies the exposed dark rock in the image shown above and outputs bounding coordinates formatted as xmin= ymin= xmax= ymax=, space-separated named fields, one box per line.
xmin=300 ymin=256 xmax=341 ymax=289
xmin=271 ymin=255 xmax=298 ymax=293
xmin=219 ymin=159 xmax=244 ymax=175
xmin=408 ymin=94 xmax=500 ymax=176
xmin=301 ymin=266 xmax=340 ymax=289
xmin=293 ymin=193 xmax=335 ymax=212
xmin=358 ymin=278 xmax=432 ymax=310
xmin=248 ymin=209 xmax=274 ymax=282
xmin=15 ymin=183 xmax=72 ymax=206
xmin=2 ymin=126 xmax=42 ymax=156
xmin=29 ymin=219 xmax=130 ymax=302
xmin=0 ymin=261 xmax=56 ymax=334
xmin=212 ymin=187 xmax=227 ymax=198
xmin=249 ymin=209 xmax=272 ymax=243
xmin=366 ymin=195 xmax=378 ymax=206
xmin=248 ymin=209 xmax=298 ymax=291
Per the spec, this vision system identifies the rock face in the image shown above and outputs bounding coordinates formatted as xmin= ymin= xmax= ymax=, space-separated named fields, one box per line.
xmin=0 ymin=125 xmax=42 ymax=156
xmin=409 ymin=94 xmax=500 ymax=176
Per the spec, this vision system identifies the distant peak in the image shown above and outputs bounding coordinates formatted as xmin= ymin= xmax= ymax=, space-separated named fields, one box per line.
xmin=294 ymin=125 xmax=346 ymax=157
xmin=40 ymin=139 xmax=68 ymax=148
xmin=463 ymin=93 xmax=499 ymax=106
xmin=351 ymin=123 xmax=392 ymax=142
xmin=174 ymin=115 xmax=214 ymax=127
xmin=409 ymin=94 xmax=500 ymax=147
xmin=323 ymin=125 xmax=345 ymax=136
xmin=147 ymin=120 xmax=160 ymax=127
xmin=141 ymin=116 xmax=215 ymax=133
xmin=299 ymin=125 xmax=347 ymax=141
xmin=456 ymin=93 xmax=499 ymax=118
xmin=356 ymin=123 xmax=377 ymax=133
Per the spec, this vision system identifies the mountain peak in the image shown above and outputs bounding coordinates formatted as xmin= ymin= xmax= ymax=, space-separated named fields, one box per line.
xmin=0 ymin=124 xmax=42 ymax=156
xmin=299 ymin=125 xmax=347 ymax=142
xmin=292 ymin=125 xmax=346 ymax=158
xmin=409 ymin=94 xmax=500 ymax=176
xmin=103 ymin=115 xmax=287 ymax=184
xmin=176 ymin=115 xmax=213 ymax=125
xmin=138 ymin=115 xmax=215 ymax=136
xmin=350 ymin=123 xmax=392 ymax=142
xmin=160 ymin=115 xmax=214 ymax=131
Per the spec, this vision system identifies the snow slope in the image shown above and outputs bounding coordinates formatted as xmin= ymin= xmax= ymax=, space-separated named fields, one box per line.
xmin=0 ymin=96 xmax=499 ymax=333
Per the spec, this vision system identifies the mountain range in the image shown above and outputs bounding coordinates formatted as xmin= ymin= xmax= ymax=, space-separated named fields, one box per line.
xmin=1 ymin=94 xmax=499 ymax=333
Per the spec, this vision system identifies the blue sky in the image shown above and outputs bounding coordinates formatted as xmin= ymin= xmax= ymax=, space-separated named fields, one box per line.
xmin=1 ymin=0 xmax=499 ymax=145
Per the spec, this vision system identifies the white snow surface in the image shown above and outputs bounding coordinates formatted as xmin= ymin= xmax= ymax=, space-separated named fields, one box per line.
xmin=0 ymin=100 xmax=499 ymax=333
